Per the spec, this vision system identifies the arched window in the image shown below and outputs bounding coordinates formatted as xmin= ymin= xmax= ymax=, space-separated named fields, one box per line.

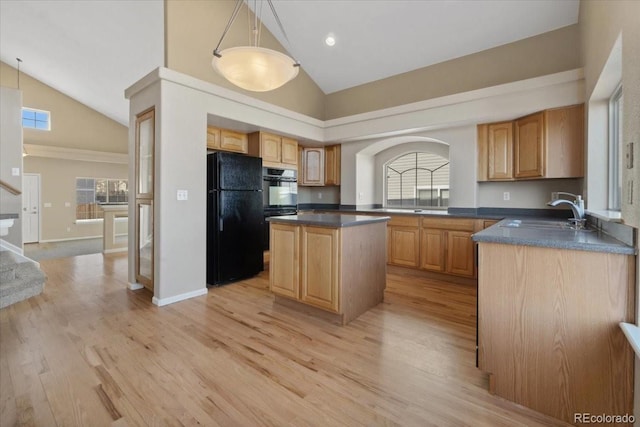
xmin=386 ymin=152 xmax=449 ymax=208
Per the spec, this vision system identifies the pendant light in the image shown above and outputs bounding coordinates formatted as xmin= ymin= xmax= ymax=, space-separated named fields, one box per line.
xmin=212 ymin=0 xmax=300 ymax=92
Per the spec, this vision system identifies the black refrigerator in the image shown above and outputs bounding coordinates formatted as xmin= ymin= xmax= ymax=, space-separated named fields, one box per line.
xmin=207 ymin=152 xmax=264 ymax=286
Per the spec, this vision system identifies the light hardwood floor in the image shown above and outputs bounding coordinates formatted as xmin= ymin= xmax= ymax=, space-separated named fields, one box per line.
xmin=0 ymin=253 xmax=570 ymax=426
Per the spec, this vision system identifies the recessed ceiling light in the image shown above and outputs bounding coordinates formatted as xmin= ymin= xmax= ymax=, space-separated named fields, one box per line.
xmin=325 ymin=35 xmax=336 ymax=47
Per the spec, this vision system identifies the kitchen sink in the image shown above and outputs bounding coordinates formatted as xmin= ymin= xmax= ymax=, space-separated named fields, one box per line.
xmin=499 ymin=219 xmax=594 ymax=232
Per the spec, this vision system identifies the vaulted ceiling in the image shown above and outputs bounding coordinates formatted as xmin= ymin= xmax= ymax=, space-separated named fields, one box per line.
xmin=0 ymin=0 xmax=579 ymax=126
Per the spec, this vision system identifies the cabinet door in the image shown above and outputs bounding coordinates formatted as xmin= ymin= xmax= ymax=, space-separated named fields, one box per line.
xmin=281 ymin=138 xmax=298 ymax=165
xmin=545 ymin=104 xmax=584 ymax=178
xmin=487 ymin=122 xmax=513 ymax=180
xmin=300 ymin=147 xmax=325 ymax=186
xmin=325 ymin=145 xmax=341 ymax=185
xmin=388 ymin=226 xmax=420 ymax=268
xmin=220 ymin=129 xmax=248 ymax=154
xmin=446 ymin=230 xmax=475 ymax=277
xmin=300 ymin=226 xmax=340 ymax=312
xmin=269 ymin=223 xmax=300 ymax=299
xmin=261 ymin=133 xmax=282 ymax=163
xmin=420 ymin=228 xmax=445 ymax=272
xmin=514 ymin=112 xmax=544 ymax=178
xmin=206 ymin=126 xmax=221 ymax=150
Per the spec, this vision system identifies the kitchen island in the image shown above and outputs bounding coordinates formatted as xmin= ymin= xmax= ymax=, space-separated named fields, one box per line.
xmin=267 ymin=213 xmax=390 ymax=325
xmin=473 ymin=219 xmax=636 ymax=426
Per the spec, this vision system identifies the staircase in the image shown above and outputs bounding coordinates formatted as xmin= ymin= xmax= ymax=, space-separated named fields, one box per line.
xmin=0 ymin=249 xmax=46 ymax=309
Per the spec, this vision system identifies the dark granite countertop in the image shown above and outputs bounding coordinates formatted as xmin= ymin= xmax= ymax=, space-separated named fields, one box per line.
xmin=267 ymin=213 xmax=390 ymax=228
xmin=0 ymin=213 xmax=19 ymax=220
xmin=473 ymin=218 xmax=636 ymax=255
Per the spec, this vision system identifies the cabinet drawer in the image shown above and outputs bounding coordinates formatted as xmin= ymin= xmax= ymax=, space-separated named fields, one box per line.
xmin=421 ymin=217 xmax=475 ymax=231
xmin=388 ymin=215 xmax=419 ymax=227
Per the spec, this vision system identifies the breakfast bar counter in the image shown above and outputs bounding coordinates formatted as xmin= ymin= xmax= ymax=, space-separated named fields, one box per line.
xmin=267 ymin=213 xmax=390 ymax=325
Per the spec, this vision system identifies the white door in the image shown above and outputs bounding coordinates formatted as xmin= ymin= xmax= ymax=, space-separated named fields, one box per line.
xmin=22 ymin=174 xmax=40 ymax=243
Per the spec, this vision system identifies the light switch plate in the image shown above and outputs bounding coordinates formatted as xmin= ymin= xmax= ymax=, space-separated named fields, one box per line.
xmin=625 ymin=142 xmax=634 ymax=169
xmin=11 ymin=167 xmax=19 ymax=176
xmin=65 ymin=202 xmax=71 ymax=207
xmin=44 ymin=202 xmax=52 ymax=208
xmin=177 ymin=190 xmax=188 ymax=201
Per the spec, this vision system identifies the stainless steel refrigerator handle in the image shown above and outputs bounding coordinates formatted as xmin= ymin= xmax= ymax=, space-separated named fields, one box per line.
xmin=219 ymin=218 xmax=223 ymax=231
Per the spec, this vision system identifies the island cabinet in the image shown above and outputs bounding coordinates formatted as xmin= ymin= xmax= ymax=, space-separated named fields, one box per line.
xmin=477 ymin=104 xmax=584 ymax=181
xmin=206 ymin=126 xmax=248 ymax=154
xmin=248 ymin=132 xmax=298 ymax=169
xmin=477 ymin=242 xmax=635 ymax=426
xmin=269 ymin=214 xmax=389 ymax=325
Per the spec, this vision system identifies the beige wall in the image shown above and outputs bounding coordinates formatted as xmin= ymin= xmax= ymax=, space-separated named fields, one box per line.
xmin=165 ymin=0 xmax=326 ymax=119
xmin=23 ymin=156 xmax=127 ymax=241
xmin=580 ymin=0 xmax=640 ymax=229
xmin=325 ymin=24 xmax=581 ymax=119
xmin=0 ymin=61 xmax=128 ymax=154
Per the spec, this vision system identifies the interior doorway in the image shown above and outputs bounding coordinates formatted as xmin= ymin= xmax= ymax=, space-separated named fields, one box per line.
xmin=22 ymin=173 xmax=40 ymax=243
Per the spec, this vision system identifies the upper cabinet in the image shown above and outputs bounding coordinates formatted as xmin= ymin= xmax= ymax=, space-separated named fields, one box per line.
xmin=324 ymin=145 xmax=341 ymax=186
xmin=477 ymin=104 xmax=584 ymax=181
xmin=299 ymin=147 xmax=325 ymax=186
xmin=207 ymin=126 xmax=248 ymax=154
xmin=248 ymin=132 xmax=298 ymax=169
xmin=298 ymin=144 xmax=341 ymax=186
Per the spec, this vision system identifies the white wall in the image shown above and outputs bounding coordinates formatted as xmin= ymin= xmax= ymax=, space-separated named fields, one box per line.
xmin=0 ymin=87 xmax=23 ymax=249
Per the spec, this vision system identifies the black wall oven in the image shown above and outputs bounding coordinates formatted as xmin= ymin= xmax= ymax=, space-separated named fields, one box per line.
xmin=263 ymin=168 xmax=297 ymax=250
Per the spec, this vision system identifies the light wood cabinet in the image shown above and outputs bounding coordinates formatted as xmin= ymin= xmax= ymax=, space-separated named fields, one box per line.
xmin=478 ymin=242 xmax=634 ymax=425
xmin=207 ymin=126 xmax=248 ymax=154
xmin=387 ymin=216 xmax=420 ymax=268
xmin=324 ymin=145 xmax=341 ymax=186
xmin=420 ymin=218 xmax=476 ymax=278
xmin=477 ymin=104 xmax=584 ymax=181
xmin=488 ymin=122 xmax=513 ymax=180
xmin=269 ymin=219 xmax=387 ymax=324
xmin=300 ymin=226 xmax=339 ymax=312
xmin=281 ymin=138 xmax=298 ymax=165
xmin=514 ymin=112 xmax=544 ymax=178
xmin=269 ymin=223 xmax=300 ymax=299
xmin=299 ymin=147 xmax=325 ymax=186
xmin=248 ymin=132 xmax=298 ymax=169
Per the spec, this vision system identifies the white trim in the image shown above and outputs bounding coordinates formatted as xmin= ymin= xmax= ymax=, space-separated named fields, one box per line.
xmin=0 ymin=238 xmax=24 ymax=255
xmin=22 ymin=173 xmax=41 ymax=244
xmin=620 ymin=323 xmax=640 ymax=359
xmin=24 ymin=144 xmax=127 ymax=164
xmin=152 ymin=287 xmax=208 ymax=307
xmin=128 ymin=282 xmax=144 ymax=290
xmin=103 ymin=247 xmax=127 ymax=254
xmin=125 ymin=67 xmax=584 ymax=145
xmin=585 ymin=209 xmax=623 ymax=223
xmin=39 ymin=235 xmax=102 ymax=243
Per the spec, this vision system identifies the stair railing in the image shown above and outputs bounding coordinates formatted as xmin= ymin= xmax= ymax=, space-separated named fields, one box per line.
xmin=0 ymin=179 xmax=21 ymax=195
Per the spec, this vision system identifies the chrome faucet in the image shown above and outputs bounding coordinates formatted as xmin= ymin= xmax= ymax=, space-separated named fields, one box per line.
xmin=547 ymin=192 xmax=585 ymax=228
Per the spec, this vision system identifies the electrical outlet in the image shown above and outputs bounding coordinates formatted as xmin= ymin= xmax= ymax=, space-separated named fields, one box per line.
xmin=358 ymin=192 xmax=364 ymax=201
xmin=64 ymin=202 xmax=70 ymax=207
xmin=66 ymin=227 xmax=71 ymax=232
xmin=503 ymin=192 xmax=510 ymax=201
xmin=317 ymin=192 xmax=323 ymax=199
xmin=11 ymin=167 xmax=19 ymax=176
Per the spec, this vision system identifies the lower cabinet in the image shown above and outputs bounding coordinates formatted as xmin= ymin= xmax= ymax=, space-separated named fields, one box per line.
xmin=270 ymin=223 xmax=339 ymax=313
xmin=269 ymin=220 xmax=388 ymax=324
xmin=300 ymin=226 xmax=339 ymax=312
xmin=387 ymin=215 xmax=479 ymax=278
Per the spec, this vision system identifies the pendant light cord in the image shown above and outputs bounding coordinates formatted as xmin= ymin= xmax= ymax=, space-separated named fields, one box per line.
xmin=213 ymin=0 xmax=244 ymax=57
xmin=266 ymin=0 xmax=299 ymax=66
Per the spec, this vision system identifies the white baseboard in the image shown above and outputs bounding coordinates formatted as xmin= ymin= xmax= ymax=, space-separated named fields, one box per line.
xmin=0 ymin=239 xmax=23 ymax=255
xmin=103 ymin=247 xmax=128 ymax=254
xmin=152 ymin=287 xmax=208 ymax=307
xmin=128 ymin=282 xmax=144 ymax=290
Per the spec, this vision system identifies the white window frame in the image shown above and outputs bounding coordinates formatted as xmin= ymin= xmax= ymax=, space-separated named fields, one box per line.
xmin=608 ymin=84 xmax=623 ymax=211
xmin=21 ymin=107 xmax=51 ymax=131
